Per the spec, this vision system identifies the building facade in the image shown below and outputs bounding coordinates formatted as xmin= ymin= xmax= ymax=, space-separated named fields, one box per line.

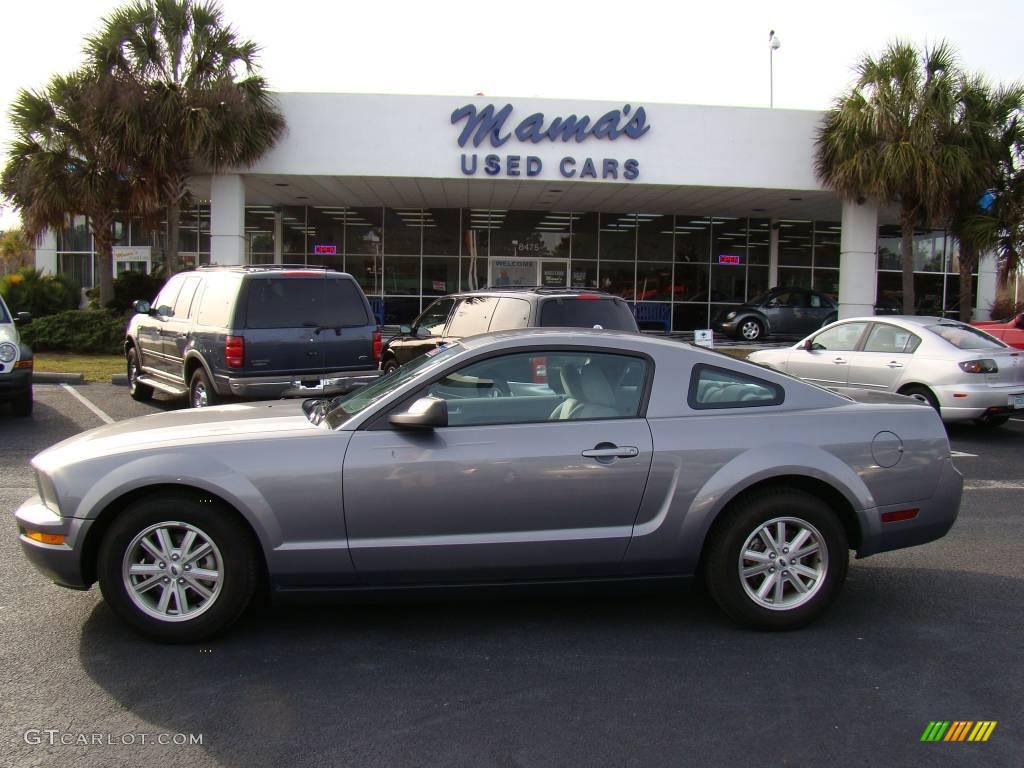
xmin=35 ymin=93 xmax=1006 ymax=328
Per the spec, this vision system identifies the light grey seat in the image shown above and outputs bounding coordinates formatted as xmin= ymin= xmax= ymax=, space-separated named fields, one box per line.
xmin=549 ymin=365 xmax=584 ymax=420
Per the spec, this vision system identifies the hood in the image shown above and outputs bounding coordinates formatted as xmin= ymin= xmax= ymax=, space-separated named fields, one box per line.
xmin=34 ymin=399 xmax=318 ymax=472
xmin=0 ymin=324 xmax=19 ymax=346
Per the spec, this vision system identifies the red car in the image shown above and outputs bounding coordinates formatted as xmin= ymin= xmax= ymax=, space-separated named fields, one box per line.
xmin=973 ymin=313 xmax=1024 ymax=349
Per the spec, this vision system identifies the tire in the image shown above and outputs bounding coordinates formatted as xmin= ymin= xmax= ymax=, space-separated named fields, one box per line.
xmin=189 ymin=367 xmax=218 ymax=408
xmin=974 ymin=415 xmax=1009 ymax=428
xmin=900 ymin=385 xmax=940 ymax=414
xmin=703 ymin=487 xmax=849 ymax=630
xmin=382 ymin=358 xmax=400 ymax=375
xmin=126 ymin=347 xmax=154 ymax=402
xmin=97 ymin=493 xmax=259 ymax=643
xmin=11 ymin=388 xmax=33 ymax=417
xmin=736 ymin=318 xmax=764 ymax=342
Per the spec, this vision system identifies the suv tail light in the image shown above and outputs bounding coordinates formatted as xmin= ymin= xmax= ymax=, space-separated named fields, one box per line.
xmin=225 ymin=335 xmax=245 ymax=368
xmin=372 ymin=330 xmax=382 ymax=363
xmin=959 ymin=359 xmax=998 ymax=374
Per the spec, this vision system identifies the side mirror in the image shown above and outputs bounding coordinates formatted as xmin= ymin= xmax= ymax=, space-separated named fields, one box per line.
xmin=389 ymin=396 xmax=448 ymax=429
xmin=133 ymin=299 xmax=152 ymax=315
xmin=14 ymin=311 xmax=31 ymax=325
xmin=801 ymin=339 xmax=815 ymax=351
xmin=399 ymin=324 xmax=412 ymax=335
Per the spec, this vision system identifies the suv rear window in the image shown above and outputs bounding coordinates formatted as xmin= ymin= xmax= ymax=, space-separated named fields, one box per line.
xmin=245 ymin=277 xmax=370 ymax=329
xmin=539 ymin=297 xmax=638 ymax=331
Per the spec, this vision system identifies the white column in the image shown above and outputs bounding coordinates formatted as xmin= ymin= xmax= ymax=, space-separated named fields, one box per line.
xmin=838 ymin=199 xmax=878 ymax=319
xmin=768 ymin=221 xmax=779 ymax=287
xmin=210 ymin=174 xmax=245 ymax=266
xmin=34 ymin=229 xmax=58 ymax=275
xmin=973 ymin=249 xmax=998 ymax=321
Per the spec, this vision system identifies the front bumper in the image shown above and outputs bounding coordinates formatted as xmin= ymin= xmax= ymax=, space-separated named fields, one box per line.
xmin=857 ymin=457 xmax=962 ymax=558
xmin=0 ymin=367 xmax=32 ymax=400
xmin=933 ymin=382 xmax=1024 ymax=422
xmin=14 ymin=496 xmax=93 ymax=590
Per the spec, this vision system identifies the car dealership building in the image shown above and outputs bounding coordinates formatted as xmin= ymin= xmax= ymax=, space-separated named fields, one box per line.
xmin=34 ymin=92 xmax=1007 ymax=330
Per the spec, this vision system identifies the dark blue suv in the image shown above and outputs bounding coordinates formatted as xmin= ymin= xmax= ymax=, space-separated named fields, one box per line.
xmin=125 ymin=266 xmax=381 ymax=407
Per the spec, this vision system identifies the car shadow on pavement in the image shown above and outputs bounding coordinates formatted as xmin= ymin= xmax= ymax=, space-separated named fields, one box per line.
xmin=77 ymin=567 xmax=1024 ymax=768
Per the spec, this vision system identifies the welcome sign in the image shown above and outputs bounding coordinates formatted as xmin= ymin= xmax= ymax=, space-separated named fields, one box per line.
xmin=451 ymin=103 xmax=650 ymax=181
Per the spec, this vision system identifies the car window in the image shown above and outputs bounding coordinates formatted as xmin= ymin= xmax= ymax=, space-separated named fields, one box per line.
xmin=172 ymin=277 xmax=201 ymax=319
xmin=810 ymin=322 xmax=869 ymax=351
xmin=926 ymin=322 xmax=1007 ymax=350
xmin=245 ymin=277 xmax=368 ymax=329
xmin=539 ymin=297 xmax=638 ymax=330
xmin=196 ymin=274 xmax=240 ymax=327
xmin=153 ymin=276 xmax=184 ymax=316
xmin=446 ymin=296 xmax=499 ymax=337
xmin=414 ymin=298 xmax=456 ymax=336
xmin=809 ymin=293 xmax=825 ymax=309
xmin=766 ymin=290 xmax=801 ymax=308
xmin=0 ymin=296 xmax=10 ymax=323
xmin=688 ymin=364 xmax=784 ymax=409
xmin=423 ymin=350 xmax=648 ymax=426
xmin=863 ymin=324 xmax=920 ymax=354
xmin=488 ymin=298 xmax=531 ymax=331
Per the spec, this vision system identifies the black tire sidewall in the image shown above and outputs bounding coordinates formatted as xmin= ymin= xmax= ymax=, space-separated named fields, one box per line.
xmin=902 ymin=385 xmax=939 ymax=413
xmin=97 ymin=495 xmax=258 ymax=642
xmin=705 ymin=488 xmax=849 ymax=630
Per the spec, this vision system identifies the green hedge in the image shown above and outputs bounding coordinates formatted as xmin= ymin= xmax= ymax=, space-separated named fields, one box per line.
xmin=0 ymin=268 xmax=80 ymax=317
xmin=21 ymin=310 xmax=127 ymax=354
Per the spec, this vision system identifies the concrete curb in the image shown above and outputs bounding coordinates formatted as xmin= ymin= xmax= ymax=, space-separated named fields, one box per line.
xmin=111 ymin=374 xmax=128 ymax=386
xmin=33 ymin=372 xmax=84 ymax=384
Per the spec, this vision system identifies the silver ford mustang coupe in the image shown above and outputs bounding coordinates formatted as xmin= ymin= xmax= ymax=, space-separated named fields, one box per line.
xmin=15 ymin=329 xmax=962 ymax=642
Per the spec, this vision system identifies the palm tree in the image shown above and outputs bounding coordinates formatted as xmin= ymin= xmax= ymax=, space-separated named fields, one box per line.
xmin=85 ymin=0 xmax=285 ymax=274
xmin=816 ymin=40 xmax=973 ymax=314
xmin=946 ymin=79 xmax=1024 ymax=320
xmin=1 ymin=72 xmax=142 ymax=305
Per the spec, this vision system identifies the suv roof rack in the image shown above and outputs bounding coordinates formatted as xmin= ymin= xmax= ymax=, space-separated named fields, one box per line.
xmin=197 ymin=263 xmax=333 ymax=272
xmin=471 ymin=286 xmax=611 ymax=295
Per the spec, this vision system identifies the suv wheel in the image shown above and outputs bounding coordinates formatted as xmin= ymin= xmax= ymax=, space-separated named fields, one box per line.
xmin=127 ymin=348 xmax=154 ymax=402
xmin=189 ymin=368 xmax=218 ymax=408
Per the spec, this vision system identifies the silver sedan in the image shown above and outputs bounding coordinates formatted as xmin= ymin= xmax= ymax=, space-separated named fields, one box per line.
xmin=15 ymin=329 xmax=961 ymax=642
xmin=749 ymin=316 xmax=1024 ymax=427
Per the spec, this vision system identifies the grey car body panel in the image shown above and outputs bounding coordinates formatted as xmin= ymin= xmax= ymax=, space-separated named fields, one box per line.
xmin=17 ymin=329 xmax=960 ymax=593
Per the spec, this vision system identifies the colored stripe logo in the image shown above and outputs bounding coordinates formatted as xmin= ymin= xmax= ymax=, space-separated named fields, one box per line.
xmin=921 ymin=721 xmax=997 ymax=742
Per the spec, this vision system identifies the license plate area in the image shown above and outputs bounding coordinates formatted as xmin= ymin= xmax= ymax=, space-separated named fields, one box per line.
xmin=1011 ymin=394 xmax=1024 ymax=409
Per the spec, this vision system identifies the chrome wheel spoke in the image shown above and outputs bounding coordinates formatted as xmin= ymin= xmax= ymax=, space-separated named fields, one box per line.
xmin=185 ymin=576 xmax=214 ymax=601
xmin=743 ymin=563 xmax=772 ymax=579
xmin=792 ymin=563 xmax=819 ymax=581
xmin=743 ymin=549 xmax=772 ymax=563
xmin=183 ymin=541 xmax=212 ymax=566
xmin=189 ymin=567 xmax=219 ymax=584
xmin=133 ymin=575 xmax=163 ymax=595
xmin=139 ymin=536 xmax=164 ymax=563
xmin=155 ymin=528 xmax=175 ymax=560
xmin=758 ymin=528 xmax=777 ymax=553
xmin=791 ymin=543 xmax=820 ymax=561
xmin=756 ymin=573 xmax=777 ymax=601
xmin=786 ymin=572 xmax=808 ymax=594
xmin=179 ymin=530 xmax=197 ymax=562
xmin=788 ymin=528 xmax=811 ymax=553
xmin=739 ymin=516 xmax=829 ymax=611
xmin=129 ymin=563 xmax=163 ymax=576
xmin=156 ymin=583 xmax=173 ymax=613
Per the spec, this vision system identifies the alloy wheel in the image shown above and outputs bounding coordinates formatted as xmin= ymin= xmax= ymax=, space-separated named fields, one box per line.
xmin=738 ymin=516 xmax=828 ymax=611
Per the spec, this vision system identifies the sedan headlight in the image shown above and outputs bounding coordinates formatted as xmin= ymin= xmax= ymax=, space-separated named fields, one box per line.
xmin=959 ymin=359 xmax=998 ymax=374
xmin=726 ymin=311 xmax=737 ymax=320
xmin=35 ymin=472 xmax=61 ymax=515
xmin=0 ymin=342 xmax=16 ymax=363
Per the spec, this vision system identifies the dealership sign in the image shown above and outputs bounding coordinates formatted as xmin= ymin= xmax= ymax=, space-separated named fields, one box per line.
xmin=451 ymin=103 xmax=648 ymax=181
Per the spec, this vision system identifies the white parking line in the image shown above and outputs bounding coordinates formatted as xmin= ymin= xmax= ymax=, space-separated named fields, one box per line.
xmin=964 ymin=480 xmax=1024 ymax=491
xmin=950 ymin=450 xmax=978 ymax=458
xmin=1012 ymin=418 xmax=1024 ymax=423
xmin=60 ymin=384 xmax=115 ymax=425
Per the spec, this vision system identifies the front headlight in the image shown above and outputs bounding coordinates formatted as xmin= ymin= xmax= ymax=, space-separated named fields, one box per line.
xmin=0 ymin=342 xmax=17 ymax=363
xmin=726 ymin=311 xmax=737 ymax=320
xmin=35 ymin=472 xmax=61 ymax=516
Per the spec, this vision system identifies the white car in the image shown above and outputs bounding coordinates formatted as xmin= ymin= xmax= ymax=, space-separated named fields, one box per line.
xmin=748 ymin=316 xmax=1024 ymax=427
xmin=0 ymin=293 xmax=33 ymax=417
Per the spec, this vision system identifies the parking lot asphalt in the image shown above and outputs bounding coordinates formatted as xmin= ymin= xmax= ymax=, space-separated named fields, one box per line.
xmin=1 ymin=384 xmax=1022 ymax=768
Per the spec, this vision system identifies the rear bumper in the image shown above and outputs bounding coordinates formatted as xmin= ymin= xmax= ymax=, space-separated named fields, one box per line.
xmin=933 ymin=383 xmax=1024 ymax=422
xmin=219 ymin=367 xmax=378 ymax=399
xmin=0 ymin=368 xmax=32 ymax=400
xmin=14 ymin=496 xmax=93 ymax=590
xmin=857 ymin=457 xmax=962 ymax=558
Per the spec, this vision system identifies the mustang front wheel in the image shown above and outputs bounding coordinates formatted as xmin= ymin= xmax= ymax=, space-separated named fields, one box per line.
xmin=704 ymin=487 xmax=848 ymax=630
xmin=97 ymin=494 xmax=259 ymax=642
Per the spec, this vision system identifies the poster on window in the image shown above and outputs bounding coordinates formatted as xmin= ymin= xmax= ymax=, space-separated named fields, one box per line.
xmin=491 ymin=259 xmax=537 ymax=287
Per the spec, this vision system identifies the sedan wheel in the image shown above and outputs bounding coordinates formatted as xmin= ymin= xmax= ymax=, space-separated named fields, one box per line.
xmin=738 ymin=318 xmax=764 ymax=342
xmin=704 ymin=487 xmax=848 ymax=630
xmin=98 ymin=494 xmax=258 ymax=642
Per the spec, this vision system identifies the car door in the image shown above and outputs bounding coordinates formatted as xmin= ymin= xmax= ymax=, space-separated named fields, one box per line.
xmin=784 ymin=321 xmax=871 ymax=387
xmin=803 ymin=291 xmax=836 ymax=333
xmin=141 ymin=275 xmax=185 ymax=377
xmin=161 ymin=275 xmax=201 ymax=376
xmin=846 ymin=323 xmax=921 ymax=391
xmin=762 ymin=289 xmax=803 ymax=334
xmin=342 ymin=348 xmax=654 ymax=578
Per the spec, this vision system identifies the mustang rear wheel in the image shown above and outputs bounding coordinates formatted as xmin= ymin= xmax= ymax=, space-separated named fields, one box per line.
xmin=97 ymin=494 xmax=259 ymax=642
xmin=704 ymin=487 xmax=848 ymax=630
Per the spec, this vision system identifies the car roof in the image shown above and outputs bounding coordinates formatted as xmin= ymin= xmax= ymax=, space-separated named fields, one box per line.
xmin=194 ymin=265 xmax=354 ymax=278
xmin=449 ymin=287 xmax=616 ymax=300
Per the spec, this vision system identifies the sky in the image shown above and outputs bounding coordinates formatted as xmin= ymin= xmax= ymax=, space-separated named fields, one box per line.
xmin=1 ymin=0 xmax=1022 ymax=229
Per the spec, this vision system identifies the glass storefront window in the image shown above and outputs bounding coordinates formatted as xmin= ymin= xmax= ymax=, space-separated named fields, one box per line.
xmin=636 ymin=215 xmax=674 ymax=262
xmin=383 ymin=255 xmax=419 ymax=295
xmin=635 ymin=262 xmax=673 ymax=301
xmin=62 ymin=214 xmax=91 ymax=252
xmin=598 ymin=261 xmax=634 ymax=297
xmin=422 ymin=257 xmax=459 ymax=295
xmin=460 ymin=256 xmax=487 ymax=291
xmin=490 ymin=210 xmax=570 ymax=260
xmin=279 ymin=205 xmax=307 ymax=257
xmin=383 ymin=208 xmax=422 ymax=256
xmin=345 ymin=208 xmax=383 ymax=256
xmin=306 ymin=207 xmax=345 ymax=258
xmin=674 ymin=217 xmax=711 ymax=264
xmin=814 ymin=222 xmax=841 ymax=268
xmin=244 ymin=206 xmax=275 ymax=262
xmin=674 ymin=263 xmax=710 ymax=302
xmin=570 ymin=259 xmax=597 ymax=288
xmin=709 ymin=262 xmax=746 ymax=303
xmin=748 ymin=219 xmax=771 ymax=266
xmin=423 ymin=209 xmax=462 ymax=256
xmin=747 ymin=266 xmax=770 ymax=299
xmin=571 ymin=213 xmax=599 ymax=259
xmin=599 ymin=213 xmax=637 ymax=261
xmin=778 ymin=220 xmax=812 ymax=266
xmin=346 ymin=253 xmax=382 ymax=295
xmin=778 ymin=267 xmax=812 ymax=289
xmin=813 ymin=269 xmax=840 ymax=297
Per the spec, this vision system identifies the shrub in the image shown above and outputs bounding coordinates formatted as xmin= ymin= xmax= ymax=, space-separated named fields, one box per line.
xmin=20 ymin=309 xmax=126 ymax=354
xmin=0 ymin=268 xmax=80 ymax=317
xmin=86 ymin=269 xmax=167 ymax=314
xmin=987 ymin=296 xmax=1024 ymax=321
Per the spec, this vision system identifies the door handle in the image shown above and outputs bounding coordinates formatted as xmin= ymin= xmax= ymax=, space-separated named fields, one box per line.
xmin=582 ymin=446 xmax=639 ymax=459
xmin=886 ymin=361 xmax=904 ymax=369
xmin=832 ymin=357 xmax=847 ymax=365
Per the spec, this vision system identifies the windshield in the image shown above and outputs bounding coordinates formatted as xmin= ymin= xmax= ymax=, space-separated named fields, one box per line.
xmin=926 ymin=322 xmax=1007 ymax=350
xmin=324 ymin=343 xmax=464 ymax=427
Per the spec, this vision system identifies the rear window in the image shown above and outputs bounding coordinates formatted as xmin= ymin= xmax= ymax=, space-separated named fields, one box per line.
xmin=926 ymin=323 xmax=1006 ymax=350
xmin=245 ymin=277 xmax=370 ymax=329
xmin=539 ymin=297 xmax=638 ymax=331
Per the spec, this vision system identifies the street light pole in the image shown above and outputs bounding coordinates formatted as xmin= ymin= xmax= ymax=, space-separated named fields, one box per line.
xmin=769 ymin=30 xmax=781 ymax=108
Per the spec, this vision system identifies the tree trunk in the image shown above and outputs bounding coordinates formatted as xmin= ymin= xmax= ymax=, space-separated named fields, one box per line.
xmin=900 ymin=206 xmax=916 ymax=315
xmin=166 ymin=197 xmax=180 ymax=274
xmin=91 ymin=212 xmax=115 ymax=307
xmin=958 ymin=241 xmax=975 ymax=322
